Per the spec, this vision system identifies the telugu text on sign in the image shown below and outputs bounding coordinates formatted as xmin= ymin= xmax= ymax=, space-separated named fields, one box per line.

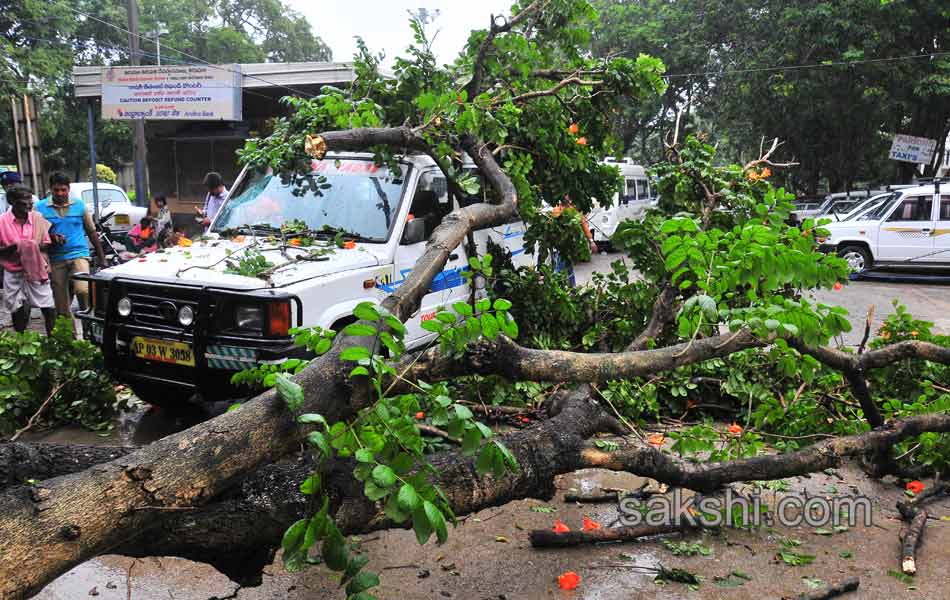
xmin=101 ymin=64 xmax=242 ymax=121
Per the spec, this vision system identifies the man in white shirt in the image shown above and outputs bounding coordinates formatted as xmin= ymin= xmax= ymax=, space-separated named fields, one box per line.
xmin=195 ymin=172 xmax=229 ymax=231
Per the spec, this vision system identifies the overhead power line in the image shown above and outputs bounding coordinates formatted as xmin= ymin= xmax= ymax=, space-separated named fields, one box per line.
xmin=664 ymin=51 xmax=950 ymax=79
xmin=62 ymin=5 xmax=319 ymax=99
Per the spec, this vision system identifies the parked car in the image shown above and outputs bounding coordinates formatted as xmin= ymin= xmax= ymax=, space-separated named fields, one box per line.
xmin=74 ymin=153 xmax=533 ymax=405
xmin=816 ymin=181 xmax=950 ymax=272
xmin=70 ymin=182 xmax=147 ymax=234
xmin=587 ymin=158 xmax=656 ymax=245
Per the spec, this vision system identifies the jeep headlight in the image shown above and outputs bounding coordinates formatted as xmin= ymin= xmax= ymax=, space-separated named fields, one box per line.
xmin=235 ymin=305 xmax=264 ymax=331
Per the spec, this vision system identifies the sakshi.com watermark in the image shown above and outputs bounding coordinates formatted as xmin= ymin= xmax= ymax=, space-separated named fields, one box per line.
xmin=618 ymin=488 xmax=873 ymax=529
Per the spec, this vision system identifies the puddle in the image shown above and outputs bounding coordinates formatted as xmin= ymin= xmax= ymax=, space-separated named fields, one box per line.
xmin=35 ymin=556 xmax=238 ymax=600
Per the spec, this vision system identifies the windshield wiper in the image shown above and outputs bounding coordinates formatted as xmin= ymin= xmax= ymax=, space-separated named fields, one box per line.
xmin=311 ymin=225 xmax=382 ymax=243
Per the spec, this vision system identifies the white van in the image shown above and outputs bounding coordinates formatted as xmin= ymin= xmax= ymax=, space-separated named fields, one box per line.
xmin=587 ymin=158 xmax=654 ymax=244
xmin=817 ymin=181 xmax=950 ymax=272
xmin=75 ymin=153 xmax=532 ymax=404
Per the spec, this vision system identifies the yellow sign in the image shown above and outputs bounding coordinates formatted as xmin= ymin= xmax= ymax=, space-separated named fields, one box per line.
xmin=131 ymin=337 xmax=195 ymax=367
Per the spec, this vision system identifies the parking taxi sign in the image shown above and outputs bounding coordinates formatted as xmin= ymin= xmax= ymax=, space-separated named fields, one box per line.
xmin=888 ymin=134 xmax=937 ymax=164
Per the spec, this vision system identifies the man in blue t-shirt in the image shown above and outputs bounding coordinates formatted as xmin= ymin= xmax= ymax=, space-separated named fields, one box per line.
xmin=36 ymin=172 xmax=106 ymax=319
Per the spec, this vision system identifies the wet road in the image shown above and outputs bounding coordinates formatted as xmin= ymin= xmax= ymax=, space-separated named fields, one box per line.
xmin=18 ymin=251 xmax=950 ymax=599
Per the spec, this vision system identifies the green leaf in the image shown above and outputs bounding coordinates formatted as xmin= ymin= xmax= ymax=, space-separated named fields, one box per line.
xmin=397 ymin=483 xmax=421 ymax=512
xmin=340 ymin=346 xmax=372 ymax=361
xmin=298 ymin=413 xmax=328 ymax=427
xmin=343 ymin=323 xmax=378 ymax=336
xmin=282 ymin=518 xmax=309 ymax=555
xmin=315 ymin=337 xmax=333 ymax=355
xmin=384 ymin=493 xmax=410 ymax=523
xmin=299 ymin=473 xmax=321 ymax=495
xmin=423 ymin=501 xmax=448 ymax=544
xmin=371 ymin=464 xmax=397 ymax=488
xmin=350 ymin=366 xmax=370 ymax=377
xmin=322 ymin=528 xmax=349 ymax=571
xmin=412 ymin=506 xmax=433 ymax=545
xmin=436 ymin=311 xmax=456 ymax=324
xmin=307 ymin=431 xmax=331 ymax=456
xmin=480 ymin=313 xmax=500 ymax=339
xmin=462 ymin=426 xmax=481 ymax=454
xmin=346 ymin=571 xmax=381 ymax=595
xmin=764 ymin=319 xmax=781 ymax=331
xmin=384 ymin=315 xmax=407 ymax=336
xmin=275 ymin=374 xmax=304 ymax=412
xmin=355 ymin=448 xmax=375 ymax=463
xmin=421 ymin=319 xmax=444 ymax=333
xmin=343 ymin=554 xmax=370 ymax=582
xmin=363 ymin=479 xmax=389 ymax=501
xmin=492 ymin=298 xmax=513 ymax=311
xmin=453 ymin=404 xmax=474 ymax=420
xmin=665 ymin=247 xmax=688 ymax=271
xmin=353 ymin=303 xmax=381 ymax=322
xmin=453 ymin=302 xmax=474 ymax=316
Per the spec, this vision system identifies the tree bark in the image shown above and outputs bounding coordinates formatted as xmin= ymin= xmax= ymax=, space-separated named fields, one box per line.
xmin=0 ymin=442 xmax=133 ymax=490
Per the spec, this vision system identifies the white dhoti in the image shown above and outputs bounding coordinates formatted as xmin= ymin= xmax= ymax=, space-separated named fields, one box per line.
xmin=3 ymin=270 xmax=54 ymax=313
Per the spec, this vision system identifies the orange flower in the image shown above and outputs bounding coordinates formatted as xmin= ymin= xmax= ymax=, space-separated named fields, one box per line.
xmin=727 ymin=422 xmax=743 ymax=436
xmin=833 ymin=281 xmax=843 ymax=291
xmin=582 ymin=517 xmax=601 ymax=531
xmin=343 ymin=240 xmax=357 ymax=249
xmin=552 ymin=519 xmax=571 ymax=534
xmin=415 ymin=411 xmax=425 ymax=420
xmin=551 ymin=206 xmax=564 ymax=217
xmin=232 ymin=235 xmax=246 ymax=243
xmin=881 ymin=331 xmax=891 ymax=340
xmin=520 ymin=416 xmax=531 ymax=423
xmin=760 ymin=167 xmax=772 ymax=178
xmin=911 ymin=330 xmax=918 ymax=337
xmin=568 ymin=123 xmax=580 ymax=135
xmin=906 ymin=480 xmax=925 ymax=494
xmin=557 ymin=571 xmax=580 ymax=591
xmin=576 ymin=137 xmax=588 ymax=146
xmin=289 ymin=238 xmax=302 ymax=247
xmin=456 ymin=94 xmax=463 ymax=104
xmin=647 ymin=433 xmax=665 ymax=447
xmin=178 ymin=237 xmax=193 ymax=247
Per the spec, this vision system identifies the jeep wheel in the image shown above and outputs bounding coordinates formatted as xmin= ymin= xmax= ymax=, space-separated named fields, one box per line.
xmin=838 ymin=245 xmax=871 ymax=273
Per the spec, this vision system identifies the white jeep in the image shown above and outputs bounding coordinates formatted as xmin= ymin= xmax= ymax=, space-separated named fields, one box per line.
xmin=817 ymin=182 xmax=950 ymax=273
xmin=76 ymin=153 xmax=532 ymax=404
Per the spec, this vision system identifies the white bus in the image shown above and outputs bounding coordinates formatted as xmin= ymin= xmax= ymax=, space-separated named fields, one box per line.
xmin=587 ymin=158 xmax=655 ymax=245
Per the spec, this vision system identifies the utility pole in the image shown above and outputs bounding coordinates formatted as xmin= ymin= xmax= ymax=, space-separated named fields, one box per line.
xmin=127 ymin=0 xmax=147 ymax=206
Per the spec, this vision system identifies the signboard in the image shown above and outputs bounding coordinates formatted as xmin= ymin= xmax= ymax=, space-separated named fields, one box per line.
xmin=889 ymin=134 xmax=937 ymax=164
xmin=101 ymin=64 xmax=242 ymax=121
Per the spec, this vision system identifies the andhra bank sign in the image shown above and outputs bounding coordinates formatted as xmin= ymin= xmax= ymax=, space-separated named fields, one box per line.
xmin=101 ymin=64 xmax=242 ymax=121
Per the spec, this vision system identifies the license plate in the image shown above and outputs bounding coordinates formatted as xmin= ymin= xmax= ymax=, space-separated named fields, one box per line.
xmin=115 ymin=214 xmax=130 ymax=225
xmin=131 ymin=337 xmax=194 ymax=367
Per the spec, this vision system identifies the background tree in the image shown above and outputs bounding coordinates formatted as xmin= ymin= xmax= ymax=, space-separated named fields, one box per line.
xmin=0 ymin=0 xmax=331 ymax=176
xmin=591 ymin=0 xmax=950 ymax=192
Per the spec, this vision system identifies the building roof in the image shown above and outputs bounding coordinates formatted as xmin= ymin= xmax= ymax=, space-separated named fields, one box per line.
xmin=73 ymin=62 xmax=361 ymax=99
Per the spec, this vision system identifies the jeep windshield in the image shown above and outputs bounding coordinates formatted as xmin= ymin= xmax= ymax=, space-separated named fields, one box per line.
xmin=212 ymin=159 xmax=409 ymax=242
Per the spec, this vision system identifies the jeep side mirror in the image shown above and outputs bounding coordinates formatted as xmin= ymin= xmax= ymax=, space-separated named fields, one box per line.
xmin=401 ymin=218 xmax=426 ymax=245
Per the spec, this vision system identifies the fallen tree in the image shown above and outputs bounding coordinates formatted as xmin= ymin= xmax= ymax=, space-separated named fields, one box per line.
xmin=1 ymin=3 xmax=949 ymax=598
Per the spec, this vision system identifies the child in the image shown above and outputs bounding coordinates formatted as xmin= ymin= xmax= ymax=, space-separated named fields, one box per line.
xmin=128 ymin=217 xmax=158 ymax=253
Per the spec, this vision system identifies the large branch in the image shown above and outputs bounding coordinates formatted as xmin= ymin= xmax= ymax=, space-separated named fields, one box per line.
xmin=0 ymin=125 xmax=524 ymax=598
xmin=466 ymin=0 xmax=545 ymax=99
xmin=626 ymin=283 xmax=679 ymax=351
xmin=13 ymin=388 xmax=619 ymax=585
xmin=0 ymin=345 xmax=356 ymax=598
xmin=580 ymin=413 xmax=950 ymax=493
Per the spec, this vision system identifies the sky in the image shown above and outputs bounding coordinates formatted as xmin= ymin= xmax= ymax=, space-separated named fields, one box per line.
xmin=286 ymin=0 xmax=515 ymax=67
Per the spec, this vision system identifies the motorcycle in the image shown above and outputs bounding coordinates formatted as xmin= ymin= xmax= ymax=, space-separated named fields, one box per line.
xmin=92 ymin=210 xmax=130 ymax=270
